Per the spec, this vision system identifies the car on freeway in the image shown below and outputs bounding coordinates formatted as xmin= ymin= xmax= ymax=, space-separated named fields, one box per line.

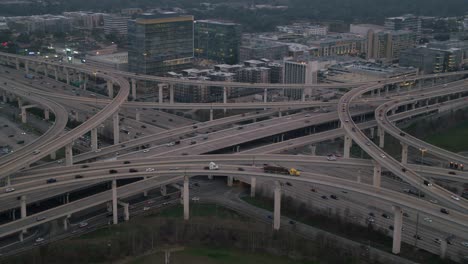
xmin=380 ymin=154 xmax=386 ymax=158
xmin=143 ymin=207 xmax=150 ymax=211
xmin=330 ymin=195 xmax=338 ymax=200
xmin=75 ymin=175 xmax=84 ymax=179
xmin=403 ymin=212 xmax=409 ymax=217
xmin=36 ymin=216 xmax=46 ymax=221
xmin=388 ymin=225 xmax=394 ymax=230
xmin=448 ymin=171 xmax=456 ymax=175
xmin=286 ymin=182 xmax=292 ymax=186
xmin=366 ymin=142 xmax=371 ymax=146
xmin=35 ymin=237 xmax=45 ymax=243
xmin=123 ymin=161 xmax=131 ymax=164
xmin=381 ymin=213 xmax=390 ymax=219
xmin=450 ymin=195 xmax=460 ymax=201
xmin=79 ymin=222 xmax=88 ymax=228
xmin=369 ymin=212 xmax=375 ymax=217
xmin=95 ymin=149 xmax=102 ymax=153
xmin=4 ymin=187 xmax=15 ymax=193
xmin=129 ymin=169 xmax=138 ymax=173
xmin=289 ymin=220 xmax=296 ymax=225
xmin=143 ymin=149 xmax=150 ymax=153
xmin=461 ymin=242 xmax=468 ymax=247
xmin=46 ymin=178 xmax=57 ymax=184
xmin=32 ymin=149 xmax=40 ymax=155
xmin=109 ymin=170 xmax=118 ymax=174
xmin=321 ymin=195 xmax=328 ymax=200
xmin=413 ymin=235 xmax=422 ymax=240
xmin=429 ymin=199 xmax=438 ymax=204
xmin=434 ymin=238 xmax=441 ymax=244
xmin=423 ymin=217 xmax=432 ymax=223
xmin=166 ymin=142 xmax=175 ymax=146
xmin=145 ymin=168 xmax=155 ymax=172
xmin=440 ymin=208 xmax=449 ymax=214
xmin=191 ymin=197 xmax=200 ymax=201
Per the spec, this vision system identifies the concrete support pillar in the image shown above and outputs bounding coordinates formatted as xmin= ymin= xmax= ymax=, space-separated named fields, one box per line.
xmin=44 ymin=109 xmax=50 ymax=120
xmin=158 ymin=84 xmax=163 ymax=104
xmin=43 ymin=65 xmax=48 ymax=77
xmin=91 ymin=128 xmax=98 ymax=151
xmin=2 ymin=91 xmax=7 ymax=103
xmin=135 ymin=111 xmax=141 ymax=122
xmin=183 ymin=175 xmax=189 ymax=220
xmin=273 ymin=181 xmax=281 ymax=230
xmin=107 ymin=80 xmax=113 ymax=98
xmin=301 ymin=89 xmax=305 ymax=102
xmin=370 ymin=127 xmax=375 ymax=139
xmin=278 ymin=110 xmax=282 ymax=117
xmin=373 ymin=162 xmax=381 ymax=187
xmin=160 ymin=185 xmax=167 ymax=196
xmin=309 ymin=145 xmax=316 ymax=155
xmin=15 ymin=58 xmax=19 ymax=70
xmin=209 ymin=109 xmax=213 ymax=121
xmin=65 ymin=142 xmax=73 ymax=166
xmin=17 ymin=97 xmax=23 ymax=108
xmin=208 ymin=175 xmax=213 ymax=180
xmin=343 ymin=135 xmax=352 ymax=159
xmin=50 ymin=151 xmax=56 ymax=160
xmin=169 ymin=84 xmax=174 ymax=104
xmin=21 ymin=107 xmax=27 ymax=123
xmin=63 ymin=217 xmax=69 ymax=230
xmin=385 ymin=86 xmax=389 ymax=96
xmin=440 ymin=240 xmax=447 ymax=259
xmin=78 ymin=73 xmax=83 ymax=89
xmin=425 ymin=99 xmax=429 ymax=106
xmin=143 ymin=176 xmax=148 ymax=197
xmin=227 ymin=176 xmax=233 ymax=187
xmin=391 ymin=108 xmax=396 ymax=115
xmin=25 ymin=61 xmax=29 ymax=74
xmin=131 ymin=79 xmax=136 ymax=100
xmin=112 ymin=179 xmax=118 ymax=225
xmin=83 ymin=75 xmax=88 ymax=90
xmin=19 ymin=232 xmax=24 ymax=242
xmin=401 ymin=142 xmax=408 ymax=164
xmin=250 ymin=177 xmax=256 ymax=197
xmin=370 ymin=89 xmax=374 ymax=97
xmin=20 ymin=195 xmax=27 ymax=219
xmin=378 ymin=126 xmax=385 ymax=148
xmin=392 ymin=206 xmax=403 ymax=254
xmin=396 ymin=84 xmax=400 ymax=93
xmin=377 ymin=88 xmax=381 ymax=97
xmin=113 ymin=112 xmax=119 ymax=145
xmin=54 ymin=67 xmax=58 ymax=81
xmin=223 ymin=86 xmax=227 ymax=113
xmin=65 ymin=68 xmax=69 ymax=85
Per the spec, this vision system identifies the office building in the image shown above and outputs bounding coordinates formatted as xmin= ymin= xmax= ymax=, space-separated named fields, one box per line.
xmin=385 ymin=14 xmax=421 ymax=42
xmin=308 ymin=34 xmax=365 ymax=57
xmin=240 ymin=38 xmax=289 ymax=61
xmin=399 ymin=46 xmax=463 ymax=73
xmin=103 ymin=14 xmax=129 ymax=36
xmin=194 ymin=20 xmax=242 ymax=64
xmin=128 ymin=13 xmax=194 ymax=75
xmin=277 ymin=23 xmax=328 ymax=36
xmin=367 ymin=30 xmax=416 ymax=62
xmin=283 ymin=59 xmax=319 ymax=99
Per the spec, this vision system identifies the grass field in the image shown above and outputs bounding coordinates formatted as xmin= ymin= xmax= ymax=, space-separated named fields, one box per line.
xmin=423 ymin=120 xmax=468 ymax=153
xmin=129 ymin=247 xmax=318 ymax=264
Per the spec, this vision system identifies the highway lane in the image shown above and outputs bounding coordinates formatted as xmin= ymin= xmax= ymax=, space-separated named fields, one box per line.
xmin=0 ymin=70 xmax=130 ymax=179
xmin=0 ymin=76 xmax=68 ymax=167
xmin=338 ymin=74 xmax=468 ymax=212
xmin=375 ymin=83 xmax=468 ymax=165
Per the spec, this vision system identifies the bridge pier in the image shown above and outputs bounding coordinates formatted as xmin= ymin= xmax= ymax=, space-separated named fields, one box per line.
xmin=183 ymin=175 xmax=189 ymax=220
xmin=65 ymin=68 xmax=69 ymax=85
xmin=440 ymin=240 xmax=448 ymax=259
xmin=273 ymin=181 xmax=281 ymax=230
xmin=160 ymin=185 xmax=167 ymax=196
xmin=112 ymin=179 xmax=118 ymax=225
xmin=113 ymin=112 xmax=119 ymax=145
xmin=91 ymin=128 xmax=98 ymax=151
xmin=2 ymin=91 xmax=7 ymax=103
xmin=143 ymin=176 xmax=148 ymax=197
xmin=63 ymin=216 xmax=69 ymax=230
xmin=107 ymin=80 xmax=114 ymax=98
xmin=65 ymin=142 xmax=73 ymax=166
xmin=17 ymin=97 xmax=23 ymax=108
xmin=20 ymin=195 xmax=27 ymax=235
xmin=223 ymin=87 xmax=227 ymax=113
xmin=373 ymin=162 xmax=381 ymax=187
xmin=301 ymin=89 xmax=305 ymax=102
xmin=158 ymin=83 xmax=164 ymax=104
xmin=343 ymin=135 xmax=352 ymax=158
xmin=227 ymin=176 xmax=233 ymax=187
xmin=21 ymin=107 xmax=27 ymax=123
xmin=401 ymin=142 xmax=408 ymax=164
xmin=83 ymin=75 xmax=88 ymax=90
xmin=131 ymin=79 xmax=136 ymax=100
xmin=118 ymin=201 xmax=130 ymax=221
xmin=369 ymin=127 xmax=375 ymax=139
xmin=135 ymin=111 xmax=141 ymax=122
xmin=209 ymin=109 xmax=213 ymax=121
xmin=15 ymin=58 xmax=19 ymax=70
xmin=378 ymin=126 xmax=385 ymax=148
xmin=54 ymin=67 xmax=58 ymax=81
xmin=396 ymin=84 xmax=400 ymax=93
xmin=250 ymin=177 xmax=256 ymax=197
xmin=78 ymin=73 xmax=83 ymax=89
xmin=50 ymin=151 xmax=56 ymax=160
xmin=25 ymin=61 xmax=29 ymax=74
xmin=392 ymin=206 xmax=403 ymax=254
xmin=170 ymin=84 xmax=174 ymax=104
xmin=44 ymin=109 xmax=50 ymax=120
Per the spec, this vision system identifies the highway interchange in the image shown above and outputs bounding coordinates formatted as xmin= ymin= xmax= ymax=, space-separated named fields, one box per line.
xmin=0 ymin=52 xmax=467 ymax=262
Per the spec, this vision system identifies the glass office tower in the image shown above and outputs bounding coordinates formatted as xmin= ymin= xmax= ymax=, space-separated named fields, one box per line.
xmin=128 ymin=13 xmax=194 ymax=75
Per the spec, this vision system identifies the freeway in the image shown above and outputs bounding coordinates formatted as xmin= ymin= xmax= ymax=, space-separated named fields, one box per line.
xmin=0 ymin=76 xmax=68 ymax=168
xmin=338 ymin=74 xmax=468 ymax=212
xmin=375 ymin=84 xmax=468 ymax=165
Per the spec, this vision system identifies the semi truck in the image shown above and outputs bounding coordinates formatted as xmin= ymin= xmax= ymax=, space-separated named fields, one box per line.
xmin=263 ymin=165 xmax=300 ymax=176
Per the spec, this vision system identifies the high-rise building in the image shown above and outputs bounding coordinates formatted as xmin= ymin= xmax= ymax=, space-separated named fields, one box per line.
xmin=240 ymin=39 xmax=289 ymax=61
xmin=368 ymin=30 xmax=416 ymax=62
xmin=385 ymin=14 xmax=421 ymax=42
xmin=103 ymin=14 xmax=129 ymax=36
xmin=283 ymin=59 xmax=319 ymax=99
xmin=128 ymin=13 xmax=194 ymax=75
xmin=194 ymin=20 xmax=242 ymax=64
xmin=399 ymin=46 xmax=463 ymax=74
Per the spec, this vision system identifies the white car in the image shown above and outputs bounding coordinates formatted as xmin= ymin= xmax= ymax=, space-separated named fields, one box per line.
xmin=143 ymin=149 xmax=149 ymax=153
xmin=461 ymin=242 xmax=468 ymax=247
xmin=143 ymin=207 xmax=150 ymax=211
xmin=191 ymin=197 xmax=200 ymax=201
xmin=32 ymin=149 xmax=40 ymax=155
xmin=429 ymin=199 xmax=438 ymax=204
xmin=79 ymin=222 xmax=88 ymax=228
xmin=166 ymin=142 xmax=175 ymax=146
xmin=345 ymin=119 xmax=349 ymax=122
xmin=423 ymin=217 xmax=432 ymax=223
xmin=451 ymin=195 xmax=460 ymax=201
xmin=326 ymin=155 xmax=337 ymax=161
xmin=95 ymin=149 xmax=102 ymax=153
xmin=35 ymin=237 xmax=44 ymax=243
xmin=145 ymin=168 xmax=155 ymax=172
xmin=5 ymin=187 xmax=15 ymax=193
xmin=380 ymin=154 xmax=386 ymax=158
